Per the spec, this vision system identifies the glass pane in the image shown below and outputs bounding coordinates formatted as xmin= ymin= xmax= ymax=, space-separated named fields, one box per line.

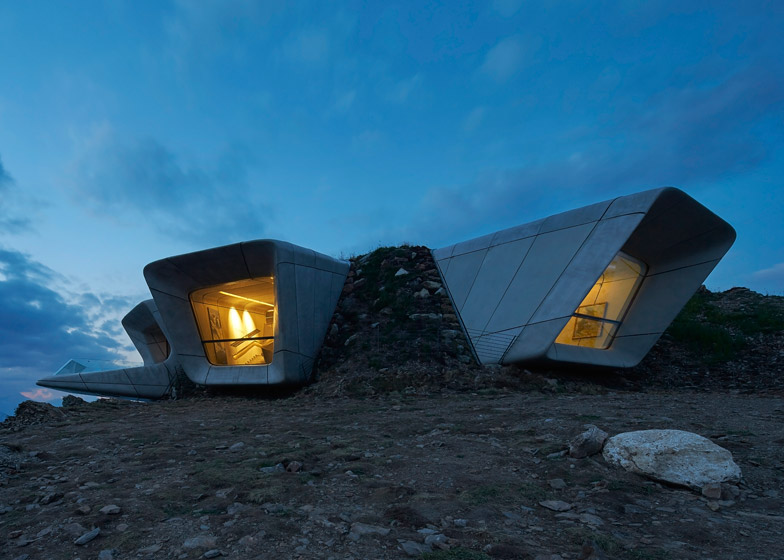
xmin=190 ymin=277 xmax=276 ymax=366
xmin=555 ymin=252 xmax=646 ymax=350
xmin=555 ymin=317 xmax=618 ymax=349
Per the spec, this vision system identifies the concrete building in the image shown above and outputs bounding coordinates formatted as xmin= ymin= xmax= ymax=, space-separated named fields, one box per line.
xmin=37 ymin=240 xmax=349 ymax=399
xmin=432 ymin=187 xmax=736 ymax=367
xmin=37 ymin=187 xmax=735 ymax=400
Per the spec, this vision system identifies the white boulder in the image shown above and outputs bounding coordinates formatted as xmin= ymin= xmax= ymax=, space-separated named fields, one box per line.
xmin=602 ymin=429 xmax=741 ymax=489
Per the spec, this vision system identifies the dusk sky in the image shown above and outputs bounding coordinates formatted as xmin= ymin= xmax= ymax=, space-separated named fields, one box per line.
xmin=1 ymin=1 xmax=783 ymax=415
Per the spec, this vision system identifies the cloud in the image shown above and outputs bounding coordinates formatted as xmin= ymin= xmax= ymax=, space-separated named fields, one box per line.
xmin=20 ymin=388 xmax=59 ymax=401
xmin=395 ymin=64 xmax=784 ymax=247
xmin=462 ymin=107 xmax=486 ymax=132
xmin=0 ymin=154 xmax=33 ymax=234
xmin=388 ymin=74 xmax=423 ymax=104
xmin=492 ymin=0 xmax=524 ymax=17
xmin=332 ymin=89 xmax=356 ymax=113
xmin=165 ymin=0 xmax=275 ymax=72
xmin=283 ymin=27 xmax=331 ymax=64
xmin=70 ymin=134 xmax=270 ymax=245
xmin=753 ymin=262 xmax=784 ymax=283
xmin=0 ymin=155 xmax=12 ymax=187
xmin=627 ymin=63 xmax=784 ymax=183
xmin=480 ymin=35 xmax=537 ymax=82
xmin=0 ymin=248 xmax=129 ymax=414
xmin=0 ymin=248 xmax=125 ymax=369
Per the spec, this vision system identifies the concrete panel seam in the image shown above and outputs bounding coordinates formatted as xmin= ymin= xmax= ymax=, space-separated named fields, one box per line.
xmin=499 ymin=220 xmax=600 ymax=363
xmin=646 ymin=258 xmax=722 ymax=277
xmin=478 ymin=227 xmax=540 ymax=335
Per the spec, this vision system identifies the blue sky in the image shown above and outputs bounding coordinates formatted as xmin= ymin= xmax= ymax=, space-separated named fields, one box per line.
xmin=1 ymin=1 xmax=783 ymax=414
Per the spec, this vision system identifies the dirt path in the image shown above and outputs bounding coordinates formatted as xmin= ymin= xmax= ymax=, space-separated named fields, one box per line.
xmin=2 ymin=391 xmax=783 ymax=560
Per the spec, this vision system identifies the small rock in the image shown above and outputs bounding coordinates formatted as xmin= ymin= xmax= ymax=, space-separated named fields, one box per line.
xmin=722 ymin=484 xmax=741 ymax=500
xmin=414 ymin=288 xmax=430 ymax=298
xmin=77 ymin=504 xmax=91 ymax=515
xmin=138 ymin=544 xmax=162 ymax=553
xmin=569 ymin=425 xmax=608 ymax=459
xmin=63 ymin=523 xmax=87 ymax=537
xmin=395 ymin=268 xmax=409 ymax=276
xmin=348 ymin=522 xmax=390 ymax=540
xmin=99 ymin=504 xmax=121 ymax=515
xmin=184 ymin=535 xmax=217 ymax=549
xmin=215 ymin=487 xmax=234 ymax=498
xmin=423 ymin=280 xmax=442 ymax=290
xmin=344 ymin=333 xmax=361 ymax=346
xmin=74 ymin=527 xmax=101 ymax=545
xmin=36 ymin=526 xmax=52 ymax=538
xmin=115 ymin=524 xmax=128 ymax=532
xmin=409 ymin=313 xmax=442 ymax=321
xmin=424 ymin=533 xmax=449 ymax=548
xmin=203 ymin=550 xmax=222 ymax=558
xmin=399 ymin=540 xmax=432 ymax=556
xmin=453 ymin=519 xmax=467 ymax=527
xmin=40 ymin=492 xmax=63 ymax=505
xmin=259 ymin=464 xmax=285 ymax=474
xmin=702 ymin=483 xmax=722 ymax=500
xmin=98 ymin=549 xmax=114 ymax=560
xmin=549 ymin=478 xmax=567 ymax=489
xmin=539 ymin=500 xmax=573 ymax=512
xmin=329 ymin=324 xmax=339 ymax=336
xmin=578 ymin=540 xmax=610 ymax=559
xmin=229 ymin=442 xmax=245 ymax=452
xmin=579 ymin=513 xmax=604 ymax=526
xmin=286 ymin=461 xmax=303 ymax=473
xmin=227 ymin=502 xmax=247 ymax=515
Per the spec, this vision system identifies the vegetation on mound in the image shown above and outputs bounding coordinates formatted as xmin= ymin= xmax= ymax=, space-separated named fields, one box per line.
xmin=665 ymin=288 xmax=784 ymax=364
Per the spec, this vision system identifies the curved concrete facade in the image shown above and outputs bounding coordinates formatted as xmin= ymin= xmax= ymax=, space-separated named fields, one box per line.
xmin=122 ymin=300 xmax=170 ymax=365
xmin=37 ymin=240 xmax=349 ymax=399
xmin=433 ymin=187 xmax=736 ymax=368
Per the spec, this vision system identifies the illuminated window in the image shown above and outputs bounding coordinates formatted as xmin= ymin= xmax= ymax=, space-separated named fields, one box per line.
xmin=190 ymin=278 xmax=276 ymax=366
xmin=555 ymin=253 xmax=646 ymax=349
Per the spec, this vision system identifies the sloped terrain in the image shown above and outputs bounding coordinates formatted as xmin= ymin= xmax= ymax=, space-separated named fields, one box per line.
xmin=2 ymin=392 xmax=784 ymax=560
xmin=2 ymin=245 xmax=783 ymax=559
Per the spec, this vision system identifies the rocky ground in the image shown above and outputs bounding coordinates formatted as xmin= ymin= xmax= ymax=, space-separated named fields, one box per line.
xmin=2 ymin=245 xmax=783 ymax=559
xmin=2 ymin=391 xmax=783 ymax=560
xmin=310 ymin=246 xmax=784 ymax=398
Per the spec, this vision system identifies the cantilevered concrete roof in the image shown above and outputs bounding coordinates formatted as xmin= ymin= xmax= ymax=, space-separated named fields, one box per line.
xmin=432 ymin=187 xmax=736 ymax=368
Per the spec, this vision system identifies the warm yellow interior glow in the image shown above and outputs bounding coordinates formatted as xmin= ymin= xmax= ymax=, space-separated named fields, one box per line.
xmin=555 ymin=252 xmax=646 ymax=350
xmin=218 ymin=291 xmax=274 ymax=307
xmin=190 ymin=277 xmax=276 ymax=366
xmin=242 ymin=310 xmax=256 ymax=334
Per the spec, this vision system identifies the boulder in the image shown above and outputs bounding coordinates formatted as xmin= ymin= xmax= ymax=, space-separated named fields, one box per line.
xmin=602 ymin=429 xmax=741 ymax=489
xmin=569 ymin=425 xmax=608 ymax=458
xmin=62 ymin=395 xmax=86 ymax=407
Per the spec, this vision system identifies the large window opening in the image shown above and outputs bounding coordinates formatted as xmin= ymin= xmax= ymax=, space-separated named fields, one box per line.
xmin=555 ymin=252 xmax=646 ymax=349
xmin=190 ymin=277 xmax=276 ymax=366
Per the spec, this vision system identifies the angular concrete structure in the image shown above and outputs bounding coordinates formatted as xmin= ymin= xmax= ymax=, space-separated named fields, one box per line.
xmin=433 ymin=187 xmax=735 ymax=368
xmin=38 ymin=240 xmax=349 ymax=399
xmin=122 ymin=300 xmax=170 ymax=365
